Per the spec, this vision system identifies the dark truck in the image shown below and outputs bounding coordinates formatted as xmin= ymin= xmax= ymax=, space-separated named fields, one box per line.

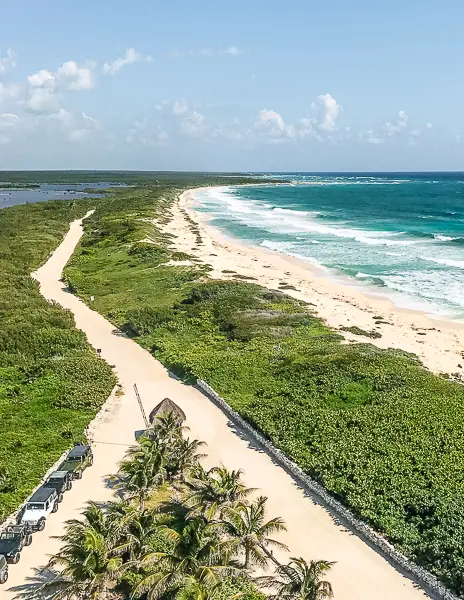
xmin=45 ymin=470 xmax=72 ymax=502
xmin=58 ymin=444 xmax=93 ymax=480
xmin=0 ymin=555 xmax=7 ymax=584
xmin=0 ymin=524 xmax=32 ymax=564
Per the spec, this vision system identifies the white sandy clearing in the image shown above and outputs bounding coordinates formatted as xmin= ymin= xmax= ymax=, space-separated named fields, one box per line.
xmin=4 ymin=211 xmax=428 ymax=600
xmin=162 ymin=189 xmax=464 ymax=378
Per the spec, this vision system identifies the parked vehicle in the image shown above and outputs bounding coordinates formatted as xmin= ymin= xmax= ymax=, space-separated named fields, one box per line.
xmin=0 ymin=555 xmax=8 ymax=584
xmin=58 ymin=443 xmax=93 ymax=480
xmin=19 ymin=487 xmax=59 ymax=532
xmin=45 ymin=470 xmax=72 ymax=502
xmin=0 ymin=524 xmax=32 ymax=564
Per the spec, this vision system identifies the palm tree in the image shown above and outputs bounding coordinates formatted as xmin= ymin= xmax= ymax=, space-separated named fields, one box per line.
xmin=186 ymin=466 xmax=255 ymax=520
xmin=105 ymin=501 xmax=161 ymax=562
xmin=132 ymin=516 xmax=237 ymax=600
xmin=259 ymin=557 xmax=335 ymax=600
xmin=116 ymin=439 xmax=167 ymax=509
xmin=42 ymin=503 xmax=128 ymax=600
xmin=166 ymin=437 xmax=207 ymax=483
xmin=176 ymin=578 xmax=242 ymax=600
xmin=154 ymin=412 xmax=188 ymax=443
xmin=222 ymin=496 xmax=288 ymax=569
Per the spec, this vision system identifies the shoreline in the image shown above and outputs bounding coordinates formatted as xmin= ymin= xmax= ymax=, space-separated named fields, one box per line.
xmin=5 ymin=200 xmax=431 ymax=600
xmin=166 ymin=187 xmax=464 ymax=377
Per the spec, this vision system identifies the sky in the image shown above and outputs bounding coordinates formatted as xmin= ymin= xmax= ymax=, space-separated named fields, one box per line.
xmin=0 ymin=0 xmax=463 ymax=172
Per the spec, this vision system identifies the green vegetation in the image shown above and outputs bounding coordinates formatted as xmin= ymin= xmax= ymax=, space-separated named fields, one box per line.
xmin=340 ymin=325 xmax=382 ymax=339
xmin=40 ymin=412 xmax=332 ymax=600
xmin=0 ymin=183 xmax=40 ymax=189
xmin=65 ymin=183 xmax=464 ymax=595
xmin=0 ymin=199 xmax=116 ymax=521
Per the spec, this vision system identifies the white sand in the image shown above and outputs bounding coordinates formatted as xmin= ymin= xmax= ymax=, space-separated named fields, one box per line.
xmin=164 ymin=189 xmax=464 ymax=377
xmin=4 ymin=210 xmax=429 ymax=599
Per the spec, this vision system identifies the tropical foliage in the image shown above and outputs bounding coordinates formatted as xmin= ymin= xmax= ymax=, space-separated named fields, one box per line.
xmin=65 ymin=182 xmax=464 ymax=594
xmin=42 ymin=412 xmax=329 ymax=600
xmin=0 ymin=199 xmax=115 ymax=521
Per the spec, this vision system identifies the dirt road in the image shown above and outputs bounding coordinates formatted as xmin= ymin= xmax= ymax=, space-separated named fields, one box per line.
xmin=4 ymin=213 xmax=428 ymax=599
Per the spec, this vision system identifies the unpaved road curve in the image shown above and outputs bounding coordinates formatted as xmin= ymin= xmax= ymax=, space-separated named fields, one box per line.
xmin=4 ymin=213 xmax=428 ymax=599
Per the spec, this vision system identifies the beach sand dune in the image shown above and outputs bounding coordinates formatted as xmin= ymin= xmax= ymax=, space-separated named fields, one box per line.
xmin=5 ymin=207 xmax=429 ymax=600
xmin=166 ymin=189 xmax=464 ymax=378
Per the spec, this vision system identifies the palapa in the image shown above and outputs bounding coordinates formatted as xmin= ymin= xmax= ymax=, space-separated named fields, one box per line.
xmin=148 ymin=397 xmax=186 ymax=424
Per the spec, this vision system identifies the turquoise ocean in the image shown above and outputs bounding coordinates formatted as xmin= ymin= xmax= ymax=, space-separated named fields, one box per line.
xmin=192 ymin=173 xmax=464 ymax=319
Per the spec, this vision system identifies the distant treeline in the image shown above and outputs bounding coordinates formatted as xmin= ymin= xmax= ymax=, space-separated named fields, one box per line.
xmin=0 ymin=183 xmax=40 ymax=189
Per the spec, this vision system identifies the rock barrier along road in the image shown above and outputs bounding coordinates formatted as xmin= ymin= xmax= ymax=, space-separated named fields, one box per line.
xmin=5 ymin=212 xmax=429 ymax=600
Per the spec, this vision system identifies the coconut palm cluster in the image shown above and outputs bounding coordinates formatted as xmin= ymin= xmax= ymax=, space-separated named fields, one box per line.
xmin=42 ymin=412 xmax=334 ymax=600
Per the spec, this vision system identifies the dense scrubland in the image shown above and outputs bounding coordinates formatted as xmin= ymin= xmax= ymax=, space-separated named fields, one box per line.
xmin=0 ymin=173 xmax=266 ymax=522
xmin=2 ymin=170 xmax=464 ymax=594
xmin=0 ymin=198 xmax=116 ymax=520
xmin=63 ymin=182 xmax=464 ymax=595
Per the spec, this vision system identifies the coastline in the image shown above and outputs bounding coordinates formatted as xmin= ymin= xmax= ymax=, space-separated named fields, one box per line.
xmin=4 ymin=199 xmax=431 ymax=600
xmin=167 ymin=187 xmax=464 ymax=377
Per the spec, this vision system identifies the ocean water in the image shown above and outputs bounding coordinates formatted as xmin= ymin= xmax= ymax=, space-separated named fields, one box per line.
xmin=192 ymin=173 xmax=464 ymax=319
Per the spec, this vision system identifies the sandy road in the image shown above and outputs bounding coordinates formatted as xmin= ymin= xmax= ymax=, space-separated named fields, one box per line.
xmin=4 ymin=212 xmax=428 ymax=599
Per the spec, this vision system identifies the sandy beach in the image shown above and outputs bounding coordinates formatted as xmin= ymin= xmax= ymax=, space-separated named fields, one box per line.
xmin=4 ymin=211 xmax=430 ymax=599
xmin=167 ymin=188 xmax=464 ymax=377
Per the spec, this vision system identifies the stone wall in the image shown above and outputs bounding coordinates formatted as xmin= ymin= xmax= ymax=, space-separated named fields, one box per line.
xmin=196 ymin=379 xmax=458 ymax=600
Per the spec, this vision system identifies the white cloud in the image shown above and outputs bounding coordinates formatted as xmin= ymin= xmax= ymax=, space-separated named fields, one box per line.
xmin=0 ymin=81 xmax=20 ymax=105
xmin=48 ymin=108 xmax=98 ymax=142
xmin=28 ymin=69 xmax=56 ymax=89
xmin=313 ymin=93 xmax=341 ymax=132
xmin=425 ymin=122 xmax=433 ymax=129
xmin=221 ymin=46 xmax=242 ymax=56
xmin=0 ymin=49 xmax=16 ymax=75
xmin=0 ymin=112 xmax=20 ymax=131
xmin=456 ymin=134 xmax=461 ymax=143
xmin=180 ymin=110 xmax=206 ymax=136
xmin=359 ymin=129 xmax=385 ymax=145
xmin=69 ymin=128 xmax=92 ymax=142
xmin=24 ymin=60 xmax=95 ymax=115
xmin=383 ymin=110 xmax=408 ymax=136
xmin=57 ymin=60 xmax=94 ymax=91
xmin=103 ymin=48 xmax=150 ymax=75
xmin=26 ymin=88 xmax=60 ymax=114
xmin=172 ymin=46 xmax=242 ymax=58
xmin=49 ymin=108 xmax=73 ymax=126
xmin=213 ymin=122 xmax=244 ymax=141
xmin=173 ymin=99 xmax=189 ymax=115
xmin=256 ymin=109 xmax=286 ymax=131
xmin=82 ymin=112 xmax=98 ymax=125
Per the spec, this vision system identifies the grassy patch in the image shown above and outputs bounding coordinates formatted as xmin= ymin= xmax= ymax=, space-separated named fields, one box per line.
xmin=341 ymin=325 xmax=382 ymax=339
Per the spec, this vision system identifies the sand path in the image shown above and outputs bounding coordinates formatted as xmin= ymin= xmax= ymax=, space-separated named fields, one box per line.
xmin=4 ymin=212 xmax=428 ymax=599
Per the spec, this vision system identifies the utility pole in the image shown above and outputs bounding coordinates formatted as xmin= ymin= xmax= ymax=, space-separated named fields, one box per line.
xmin=133 ymin=383 xmax=149 ymax=428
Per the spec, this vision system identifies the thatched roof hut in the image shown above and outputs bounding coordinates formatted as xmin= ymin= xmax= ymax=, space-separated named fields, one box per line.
xmin=149 ymin=397 xmax=186 ymax=425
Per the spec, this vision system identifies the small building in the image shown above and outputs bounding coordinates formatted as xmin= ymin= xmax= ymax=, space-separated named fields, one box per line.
xmin=148 ymin=397 xmax=186 ymax=425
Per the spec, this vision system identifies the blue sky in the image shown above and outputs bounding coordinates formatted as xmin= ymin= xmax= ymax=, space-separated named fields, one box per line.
xmin=0 ymin=0 xmax=463 ymax=171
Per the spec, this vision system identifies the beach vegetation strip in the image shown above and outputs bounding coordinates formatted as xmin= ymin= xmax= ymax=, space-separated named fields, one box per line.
xmin=64 ymin=184 xmax=464 ymax=595
xmin=0 ymin=199 xmax=116 ymax=521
